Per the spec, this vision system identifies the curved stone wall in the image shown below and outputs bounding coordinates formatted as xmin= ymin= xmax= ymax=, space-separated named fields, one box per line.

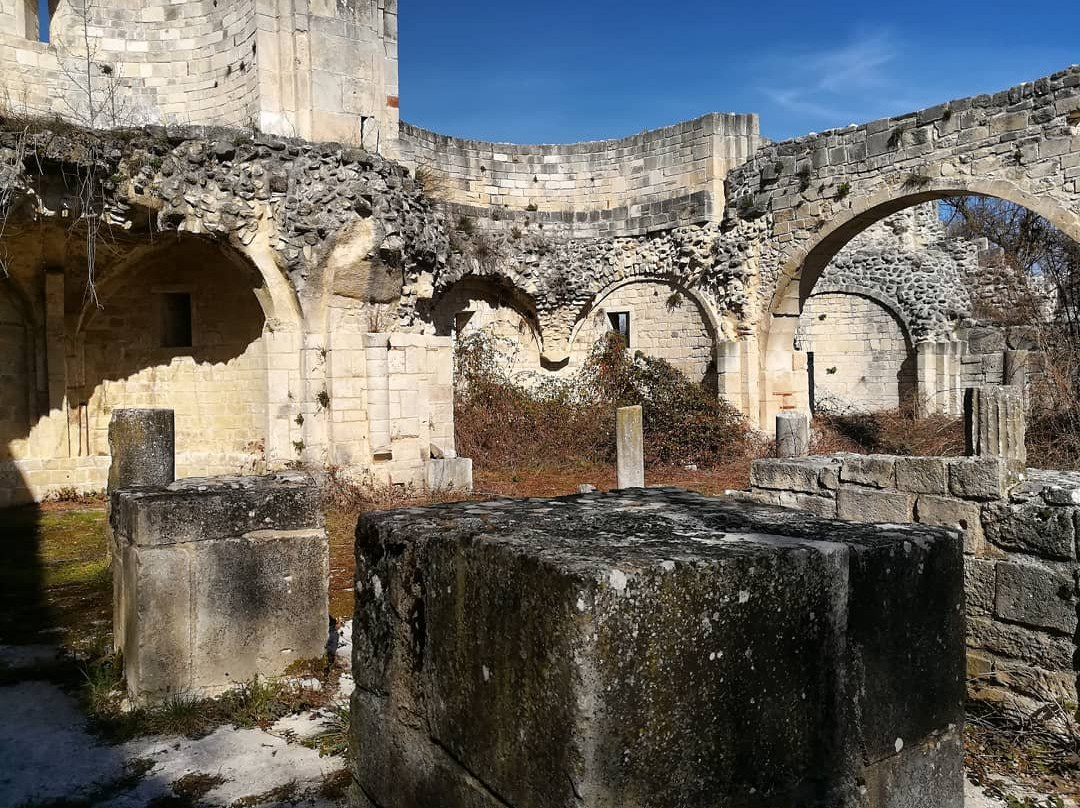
xmin=0 ymin=0 xmax=398 ymax=148
xmin=399 ymin=114 xmax=759 ymax=237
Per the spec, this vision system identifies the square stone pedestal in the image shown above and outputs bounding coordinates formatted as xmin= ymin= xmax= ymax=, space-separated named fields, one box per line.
xmin=111 ymin=472 xmax=328 ymax=704
xmin=351 ymin=488 xmax=965 ymax=808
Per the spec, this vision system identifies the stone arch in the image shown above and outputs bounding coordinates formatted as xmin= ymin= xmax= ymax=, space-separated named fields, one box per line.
xmin=69 ymin=235 xmax=273 ymax=475
xmin=759 ymin=182 xmax=1080 ymax=425
xmin=429 ymin=276 xmax=543 ymax=377
xmin=769 ymin=179 xmax=1080 ymax=317
xmin=569 ymin=277 xmax=720 ymax=388
xmin=798 ymin=289 xmax=918 ymax=413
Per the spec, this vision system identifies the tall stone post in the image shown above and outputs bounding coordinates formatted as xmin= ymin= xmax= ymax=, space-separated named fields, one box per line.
xmin=616 ymin=406 xmax=645 ymax=489
xmin=107 ymin=408 xmax=175 ymax=654
xmin=776 ymin=411 xmax=810 ymax=457
xmin=107 ymin=409 xmax=176 ymax=492
xmin=964 ymin=386 xmax=1026 ymax=473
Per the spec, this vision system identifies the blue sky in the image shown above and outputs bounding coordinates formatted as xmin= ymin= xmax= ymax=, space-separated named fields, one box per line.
xmin=400 ymin=1 xmax=1078 ymax=144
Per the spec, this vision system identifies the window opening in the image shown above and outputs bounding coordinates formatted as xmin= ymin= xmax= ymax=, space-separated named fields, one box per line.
xmin=161 ymin=293 xmax=193 ymax=348
xmin=607 ymin=311 xmax=631 ymax=346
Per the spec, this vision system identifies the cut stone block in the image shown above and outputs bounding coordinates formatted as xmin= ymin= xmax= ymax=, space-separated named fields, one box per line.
xmin=948 ymin=457 xmax=1010 ymax=501
xmin=112 ymin=473 xmax=328 ymax=704
xmin=994 ymin=561 xmax=1078 ymax=635
xmin=915 ymin=494 xmax=984 ymax=555
xmin=982 ymin=501 xmax=1076 ymax=560
xmin=836 ymin=485 xmax=914 ymax=524
xmin=424 ymin=457 xmax=473 ymax=492
xmin=895 ymin=457 xmax=948 ymax=494
xmin=107 ymin=408 xmax=175 ymax=491
xmin=351 ymin=488 xmax=965 ymax=808
xmin=840 ymin=454 xmax=896 ymax=488
xmin=615 ymin=405 xmax=644 ymax=488
xmin=750 ymin=457 xmax=840 ymax=495
xmin=776 ymin=411 xmax=810 ymax=457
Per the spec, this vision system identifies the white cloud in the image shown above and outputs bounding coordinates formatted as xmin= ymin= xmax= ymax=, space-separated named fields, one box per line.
xmin=758 ymin=29 xmax=917 ymax=127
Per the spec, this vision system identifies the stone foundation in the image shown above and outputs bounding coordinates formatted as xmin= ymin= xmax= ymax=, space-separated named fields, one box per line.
xmin=350 ymin=488 xmax=965 ymax=808
xmin=111 ymin=472 xmax=328 ymax=704
xmin=749 ymin=455 xmax=1080 ymax=721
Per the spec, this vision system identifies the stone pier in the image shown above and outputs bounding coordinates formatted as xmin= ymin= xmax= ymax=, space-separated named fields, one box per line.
xmin=111 ymin=473 xmax=328 ymax=704
xmin=350 ymin=489 xmax=965 ymax=808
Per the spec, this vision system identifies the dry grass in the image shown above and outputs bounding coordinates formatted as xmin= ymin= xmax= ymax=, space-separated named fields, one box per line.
xmin=810 ymin=407 xmax=966 ymax=457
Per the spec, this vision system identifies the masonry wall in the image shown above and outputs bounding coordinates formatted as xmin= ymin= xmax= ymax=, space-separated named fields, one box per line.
xmin=0 ymin=240 xmax=270 ymax=504
xmin=0 ymin=0 xmax=397 ymax=147
xmin=569 ymin=280 xmax=717 ymax=385
xmin=399 ymin=114 xmax=759 ymax=237
xmin=799 ymin=293 xmax=916 ymax=412
xmin=749 ymin=454 xmax=1080 ymax=721
xmin=0 ymin=283 xmax=29 ymax=450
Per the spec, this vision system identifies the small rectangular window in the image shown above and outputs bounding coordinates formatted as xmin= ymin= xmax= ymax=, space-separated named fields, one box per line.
xmin=161 ymin=293 xmax=193 ymax=348
xmin=608 ymin=311 xmax=631 ymax=346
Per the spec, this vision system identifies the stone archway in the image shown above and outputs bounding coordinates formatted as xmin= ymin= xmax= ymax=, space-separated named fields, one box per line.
xmin=756 ymin=183 xmax=1080 ymax=426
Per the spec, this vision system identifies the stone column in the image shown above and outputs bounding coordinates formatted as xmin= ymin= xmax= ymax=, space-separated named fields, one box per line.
xmin=964 ymin=386 xmax=1026 ymax=472
xmin=107 ymin=409 xmax=175 ymax=492
xmin=616 ymin=406 xmax=645 ymax=489
xmin=776 ymin=411 xmax=810 ymax=457
xmin=1003 ymin=349 xmax=1029 ymax=391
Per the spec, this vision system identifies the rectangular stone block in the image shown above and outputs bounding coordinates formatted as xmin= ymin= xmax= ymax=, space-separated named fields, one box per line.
xmin=351 ymin=489 xmax=965 ymax=808
xmin=113 ymin=473 xmax=329 ymax=704
xmin=840 ymin=454 xmax=896 ymax=488
xmin=837 ymin=485 xmax=914 ymax=524
xmin=424 ymin=457 xmax=473 ymax=492
xmin=994 ymin=561 xmax=1077 ymax=635
xmin=915 ymin=495 xmax=984 ymax=554
xmin=982 ymin=501 xmax=1076 ymax=560
xmin=948 ymin=457 xmax=1009 ymax=501
xmin=750 ymin=457 xmax=841 ymax=495
xmin=895 ymin=457 xmax=948 ymax=494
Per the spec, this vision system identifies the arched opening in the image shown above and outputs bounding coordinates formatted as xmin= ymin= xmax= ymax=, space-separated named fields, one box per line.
xmin=799 ymin=292 xmax=916 ymax=414
xmin=430 ymin=277 xmax=543 ymax=381
xmin=74 ymin=237 xmax=269 ymax=473
xmin=570 ymin=278 xmax=720 ymax=391
xmin=760 ymin=188 xmax=1080 ymax=465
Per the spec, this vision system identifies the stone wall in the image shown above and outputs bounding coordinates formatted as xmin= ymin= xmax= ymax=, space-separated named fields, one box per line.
xmin=399 ymin=113 xmax=760 ymax=237
xmin=798 ymin=293 xmax=916 ymax=412
xmin=0 ymin=0 xmax=398 ymax=150
xmin=749 ymin=454 xmax=1080 ymax=720
xmin=568 ymin=279 xmax=717 ymax=386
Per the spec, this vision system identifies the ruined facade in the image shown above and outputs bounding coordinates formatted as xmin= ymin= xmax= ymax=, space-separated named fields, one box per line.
xmin=1 ymin=3 xmax=1078 ymax=502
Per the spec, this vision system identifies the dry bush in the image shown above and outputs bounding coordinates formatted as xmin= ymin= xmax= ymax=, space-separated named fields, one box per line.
xmin=454 ymin=331 xmax=754 ymax=471
xmin=811 ymin=405 xmax=965 ymax=457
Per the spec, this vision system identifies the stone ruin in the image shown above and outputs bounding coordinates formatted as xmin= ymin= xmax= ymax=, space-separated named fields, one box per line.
xmin=350 ymin=489 xmax=966 ymax=807
xmin=108 ymin=408 xmax=328 ymax=703
xmin=752 ymin=389 xmax=1079 ymax=731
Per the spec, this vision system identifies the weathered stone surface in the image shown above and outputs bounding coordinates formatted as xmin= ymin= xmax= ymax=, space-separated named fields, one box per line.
xmin=967 ymin=616 xmax=1076 ymax=673
xmin=107 ymin=409 xmax=176 ymax=492
xmin=916 ymin=495 xmax=984 ymax=555
xmin=964 ymin=558 xmax=997 ymax=616
xmin=964 ymin=386 xmax=1027 ymax=471
xmin=994 ymin=561 xmax=1077 ymax=635
xmin=840 ymin=454 xmax=896 ymax=488
xmin=424 ymin=458 xmax=473 ymax=492
xmin=351 ymin=488 xmax=965 ymax=808
xmin=982 ymin=501 xmax=1076 ymax=560
xmin=776 ymin=411 xmax=810 ymax=457
xmin=112 ymin=473 xmax=328 ymax=704
xmin=948 ymin=458 xmax=1009 ymax=501
xmin=895 ymin=457 xmax=948 ymax=495
xmin=777 ymin=490 xmax=838 ymax=518
xmin=750 ymin=457 xmax=840 ymax=495
xmin=615 ymin=405 xmax=645 ymax=489
xmin=836 ymin=485 xmax=913 ymax=523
